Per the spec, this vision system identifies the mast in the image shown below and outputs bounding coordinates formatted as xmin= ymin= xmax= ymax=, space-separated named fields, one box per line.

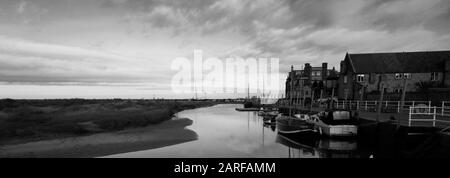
xmin=289 ymin=66 xmax=294 ymax=117
xmin=262 ymin=79 xmax=265 ymax=104
xmin=263 ymin=79 xmax=265 ymax=97
xmin=194 ymin=78 xmax=198 ymax=99
xmin=247 ymin=83 xmax=250 ymax=99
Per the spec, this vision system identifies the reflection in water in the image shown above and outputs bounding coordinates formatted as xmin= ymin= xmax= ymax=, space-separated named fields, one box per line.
xmin=276 ymin=134 xmax=362 ymax=158
xmin=107 ymin=104 xmax=370 ymax=158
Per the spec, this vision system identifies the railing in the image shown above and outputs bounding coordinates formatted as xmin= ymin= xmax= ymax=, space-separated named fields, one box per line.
xmin=278 ymin=99 xmax=450 ymax=114
xmin=277 ymin=98 xmax=450 ymax=127
xmin=441 ymin=101 xmax=450 ymax=116
xmin=408 ymin=106 xmax=437 ymax=127
xmin=408 ymin=105 xmax=450 ymax=127
xmin=333 ymin=100 xmax=432 ymax=113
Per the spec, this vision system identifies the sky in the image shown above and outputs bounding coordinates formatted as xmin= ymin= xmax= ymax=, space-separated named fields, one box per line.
xmin=0 ymin=0 xmax=449 ymax=99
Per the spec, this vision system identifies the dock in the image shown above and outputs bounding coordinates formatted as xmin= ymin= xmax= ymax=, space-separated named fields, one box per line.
xmin=272 ymin=100 xmax=450 ymax=129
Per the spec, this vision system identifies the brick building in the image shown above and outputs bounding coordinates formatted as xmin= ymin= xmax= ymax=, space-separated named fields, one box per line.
xmin=286 ymin=63 xmax=339 ymax=105
xmin=338 ymin=50 xmax=450 ymax=100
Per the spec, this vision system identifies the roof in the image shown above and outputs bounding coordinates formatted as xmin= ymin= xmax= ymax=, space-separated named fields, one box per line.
xmin=345 ymin=50 xmax=450 ymax=74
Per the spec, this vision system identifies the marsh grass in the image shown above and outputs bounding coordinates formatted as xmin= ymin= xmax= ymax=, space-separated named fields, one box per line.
xmin=0 ymin=99 xmax=216 ymax=145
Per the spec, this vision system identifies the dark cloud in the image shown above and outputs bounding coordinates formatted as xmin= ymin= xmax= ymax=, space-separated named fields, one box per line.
xmin=424 ymin=0 xmax=450 ymax=35
xmin=1 ymin=0 xmax=450 ymax=91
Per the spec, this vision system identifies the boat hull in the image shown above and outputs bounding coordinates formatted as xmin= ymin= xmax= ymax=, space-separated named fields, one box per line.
xmin=308 ymin=120 xmax=358 ymax=137
xmin=276 ymin=116 xmax=315 ymax=135
xmin=235 ymin=108 xmax=260 ymax=111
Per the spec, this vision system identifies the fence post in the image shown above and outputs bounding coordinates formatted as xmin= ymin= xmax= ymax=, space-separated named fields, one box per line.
xmin=385 ymin=101 xmax=388 ymax=107
xmin=365 ymin=101 xmax=368 ymax=110
xmin=409 ymin=107 xmax=412 ymax=127
xmin=442 ymin=101 xmax=445 ymax=116
xmin=397 ymin=101 xmax=400 ymax=113
xmin=357 ymin=101 xmax=359 ymax=110
xmin=433 ymin=106 xmax=436 ymax=127
xmin=429 ymin=101 xmax=432 ymax=113
xmin=412 ymin=101 xmax=415 ymax=107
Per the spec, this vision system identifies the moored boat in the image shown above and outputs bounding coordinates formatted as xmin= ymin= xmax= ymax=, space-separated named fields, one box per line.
xmin=276 ymin=114 xmax=316 ymax=135
xmin=306 ymin=109 xmax=358 ymax=137
xmin=259 ymin=110 xmax=278 ymax=117
xmin=235 ymin=107 xmax=260 ymax=111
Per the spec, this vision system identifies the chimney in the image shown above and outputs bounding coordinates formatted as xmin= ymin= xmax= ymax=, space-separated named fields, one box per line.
xmin=304 ymin=63 xmax=311 ymax=70
xmin=304 ymin=63 xmax=312 ymax=79
xmin=322 ymin=62 xmax=328 ymax=80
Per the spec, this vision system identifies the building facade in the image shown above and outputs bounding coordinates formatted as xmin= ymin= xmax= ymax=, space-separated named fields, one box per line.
xmin=338 ymin=51 xmax=450 ymax=100
xmin=286 ymin=63 xmax=339 ymax=105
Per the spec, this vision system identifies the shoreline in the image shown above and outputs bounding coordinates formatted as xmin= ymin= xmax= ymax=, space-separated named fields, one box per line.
xmin=0 ymin=117 xmax=197 ymax=158
xmin=0 ymin=100 xmax=218 ymax=146
xmin=0 ymin=101 xmax=220 ymax=158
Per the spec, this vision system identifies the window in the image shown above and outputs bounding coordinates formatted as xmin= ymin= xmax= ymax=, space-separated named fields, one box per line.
xmin=395 ymin=73 xmax=411 ymax=80
xmin=312 ymin=71 xmax=320 ymax=76
xmin=344 ymin=76 xmax=348 ymax=84
xmin=431 ymin=72 xmax=439 ymax=81
xmin=404 ymin=73 xmax=411 ymax=79
xmin=356 ymin=74 xmax=365 ymax=82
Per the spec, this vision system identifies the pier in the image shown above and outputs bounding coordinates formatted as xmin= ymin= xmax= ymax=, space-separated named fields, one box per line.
xmin=272 ymin=100 xmax=450 ymax=128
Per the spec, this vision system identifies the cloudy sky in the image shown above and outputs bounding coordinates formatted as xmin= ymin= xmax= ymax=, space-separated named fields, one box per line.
xmin=0 ymin=0 xmax=449 ymax=99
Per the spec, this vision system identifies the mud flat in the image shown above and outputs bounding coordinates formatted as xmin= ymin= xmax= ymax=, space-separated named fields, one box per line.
xmin=0 ymin=118 xmax=197 ymax=158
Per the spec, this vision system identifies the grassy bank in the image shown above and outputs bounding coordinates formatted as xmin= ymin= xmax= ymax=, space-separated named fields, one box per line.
xmin=0 ymin=99 xmax=216 ymax=145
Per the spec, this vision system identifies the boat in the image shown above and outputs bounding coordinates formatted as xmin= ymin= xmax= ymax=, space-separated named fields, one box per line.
xmin=261 ymin=111 xmax=279 ymax=120
xmin=263 ymin=119 xmax=277 ymax=125
xmin=276 ymin=114 xmax=316 ymax=135
xmin=258 ymin=110 xmax=278 ymax=116
xmin=235 ymin=107 xmax=260 ymax=111
xmin=262 ymin=114 xmax=277 ymax=122
xmin=263 ymin=122 xmax=277 ymax=131
xmin=306 ymin=109 xmax=358 ymax=137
